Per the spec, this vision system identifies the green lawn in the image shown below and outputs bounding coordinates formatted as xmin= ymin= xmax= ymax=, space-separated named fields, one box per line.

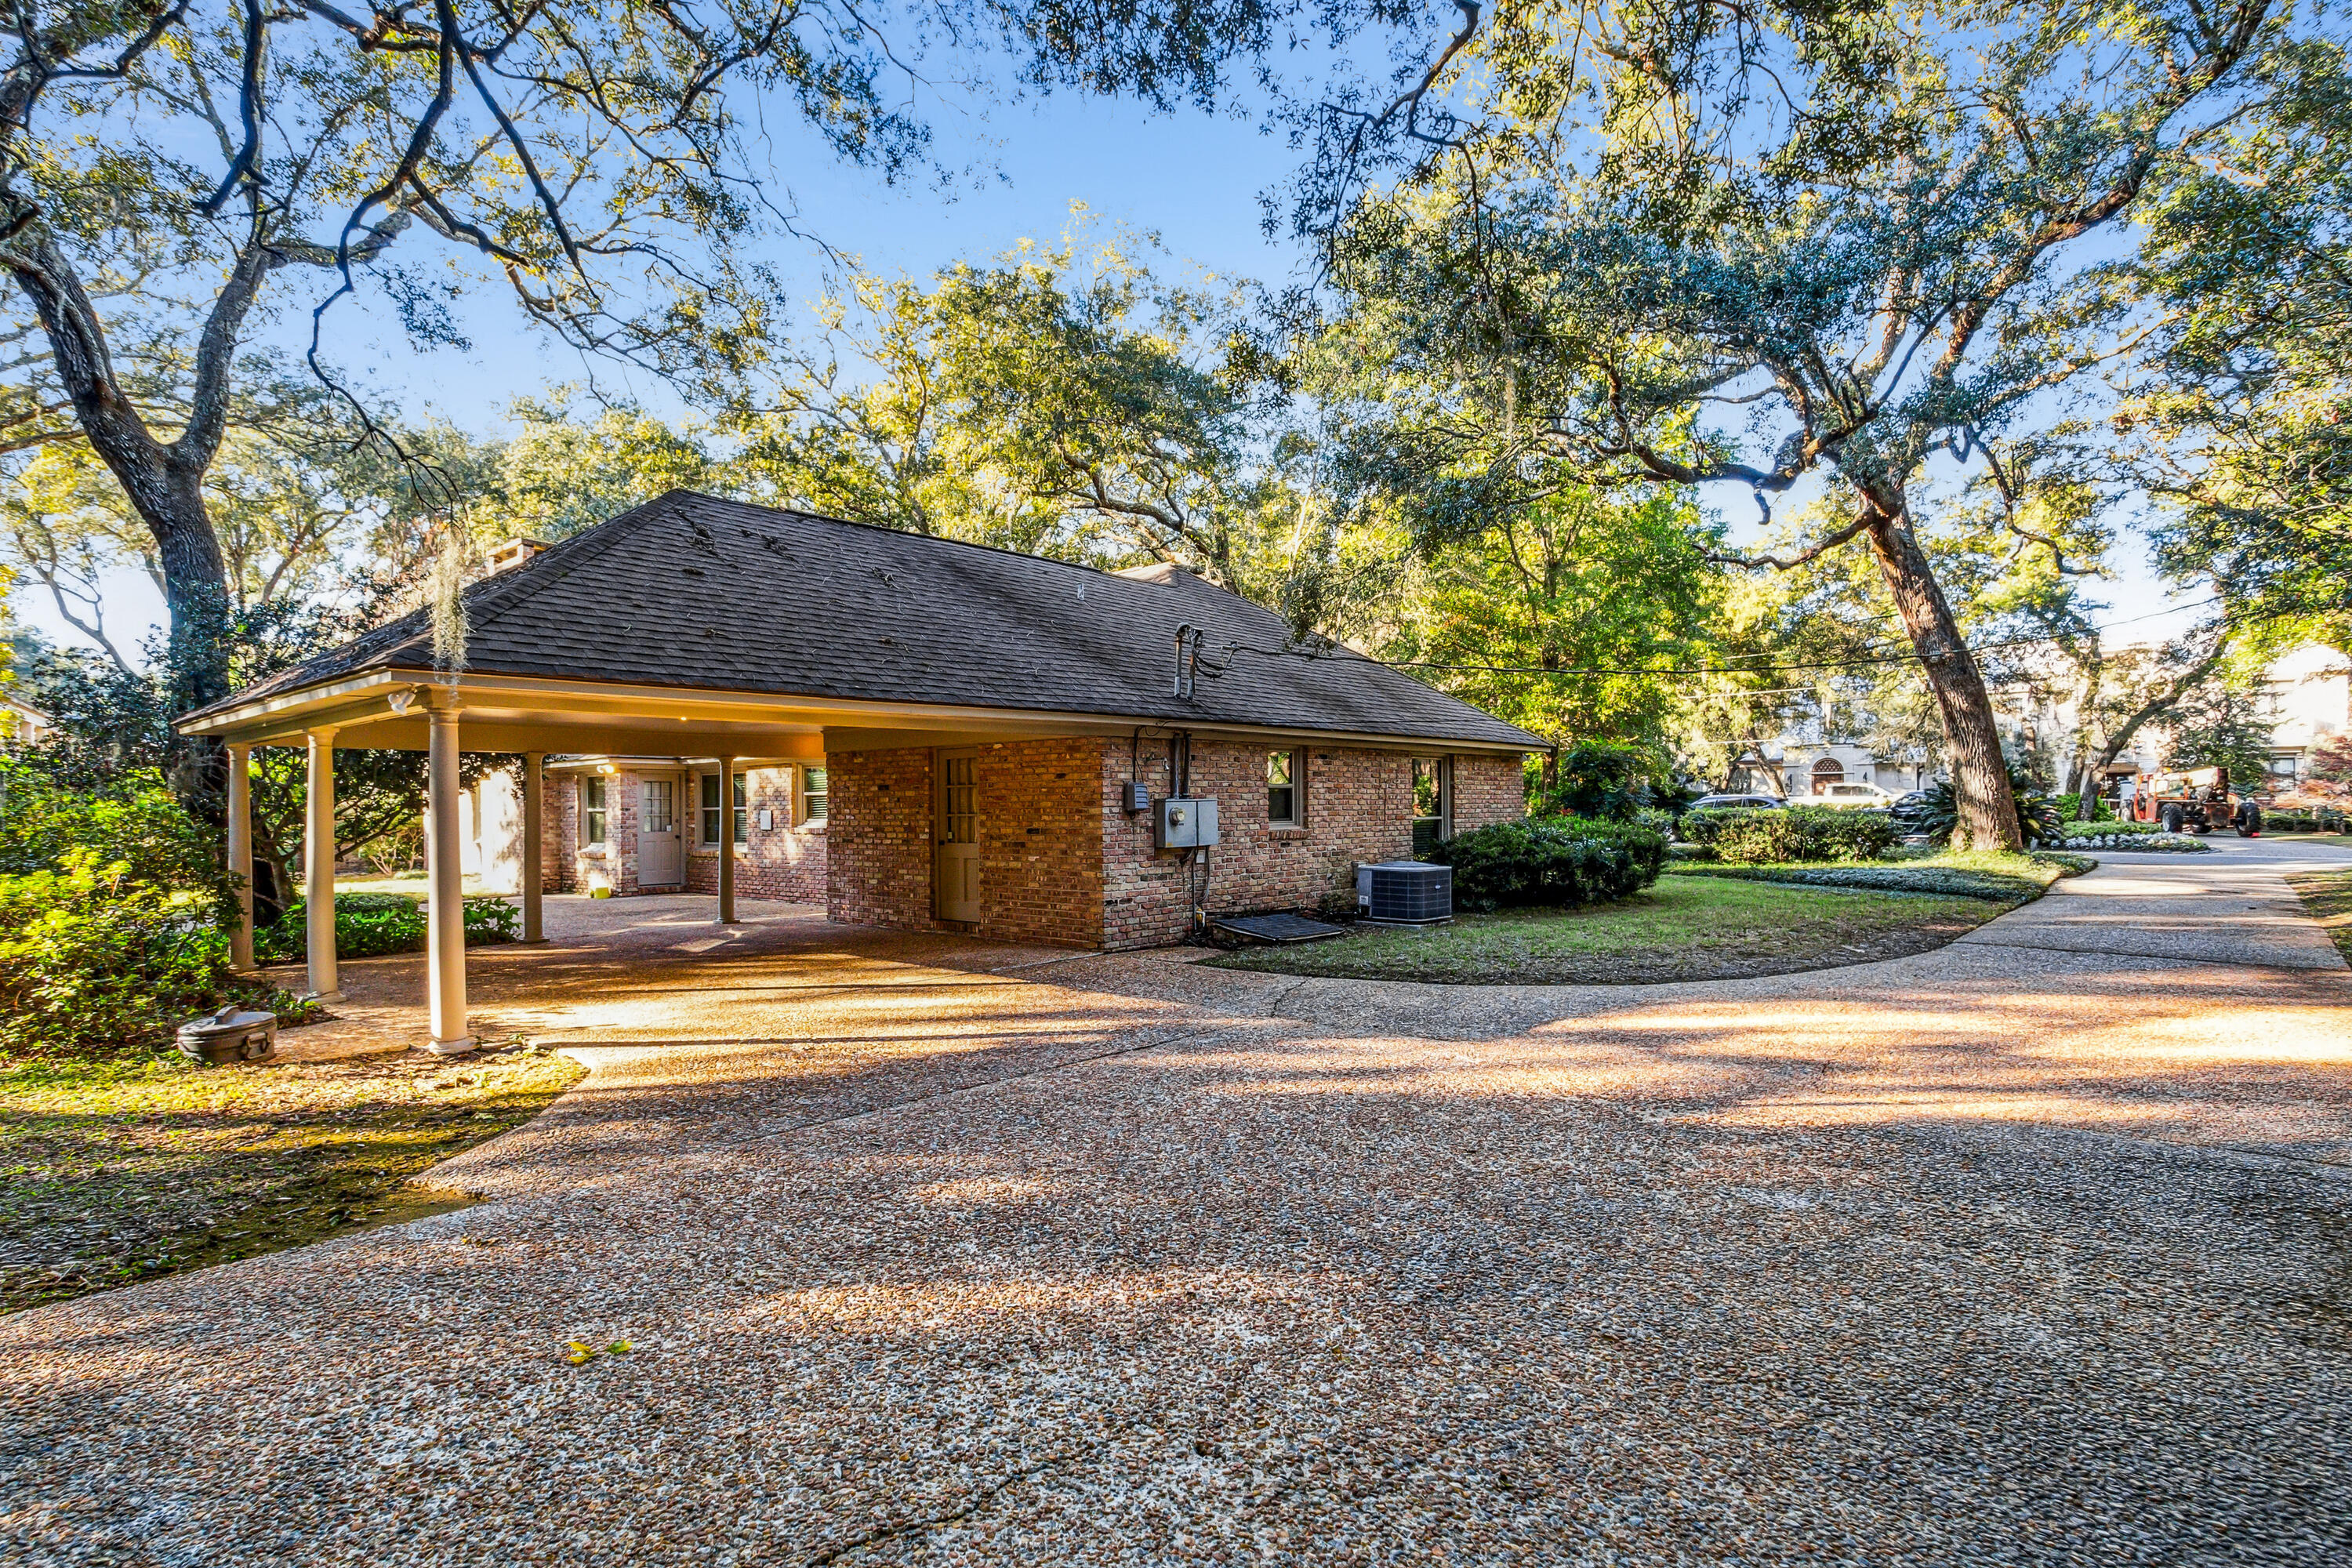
xmin=1204 ymin=873 xmax=2019 ymax=986
xmin=2287 ymin=867 xmax=2352 ymax=965
xmin=1 ymin=1044 xmax=582 ymax=1314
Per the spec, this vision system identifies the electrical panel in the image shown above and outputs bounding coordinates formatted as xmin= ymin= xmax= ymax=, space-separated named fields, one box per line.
xmin=1155 ymin=797 xmax=1220 ymax=849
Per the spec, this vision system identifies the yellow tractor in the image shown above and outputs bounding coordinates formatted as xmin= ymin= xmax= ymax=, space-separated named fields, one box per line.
xmin=2123 ymin=765 xmax=2262 ymax=837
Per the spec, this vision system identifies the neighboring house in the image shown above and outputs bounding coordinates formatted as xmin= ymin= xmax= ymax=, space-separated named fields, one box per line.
xmin=0 ymin=694 xmax=51 ymax=747
xmin=187 ymin=492 xmax=1540 ymax=961
xmin=1730 ymin=741 xmax=1930 ymax=800
xmin=1733 ymin=642 xmax=2352 ymax=801
xmin=2251 ymin=643 xmax=2350 ymax=790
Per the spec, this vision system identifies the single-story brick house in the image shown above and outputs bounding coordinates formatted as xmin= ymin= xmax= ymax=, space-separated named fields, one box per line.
xmin=181 ymin=492 xmax=1541 ymax=1051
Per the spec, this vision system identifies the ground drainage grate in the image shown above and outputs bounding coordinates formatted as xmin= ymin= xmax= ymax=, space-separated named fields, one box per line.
xmin=1210 ymin=912 xmax=1350 ymax=945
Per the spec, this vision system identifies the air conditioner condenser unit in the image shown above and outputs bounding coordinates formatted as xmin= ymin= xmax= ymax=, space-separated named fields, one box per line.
xmin=1356 ymin=861 xmax=1452 ymax=924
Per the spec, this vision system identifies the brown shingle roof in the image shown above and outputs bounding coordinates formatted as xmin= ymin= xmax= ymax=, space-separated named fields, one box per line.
xmin=197 ymin=492 xmax=1543 ymax=749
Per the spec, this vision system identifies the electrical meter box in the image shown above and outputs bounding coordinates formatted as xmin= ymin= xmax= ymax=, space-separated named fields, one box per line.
xmin=1154 ymin=797 xmax=1220 ymax=849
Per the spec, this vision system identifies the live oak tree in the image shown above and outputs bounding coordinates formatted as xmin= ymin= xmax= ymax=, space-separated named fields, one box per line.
xmin=0 ymin=0 xmax=1272 ymax=818
xmin=1280 ymin=0 xmax=2293 ymax=848
xmin=2125 ymin=33 xmax=2352 ymax=642
xmin=729 ymin=234 xmax=1302 ymax=595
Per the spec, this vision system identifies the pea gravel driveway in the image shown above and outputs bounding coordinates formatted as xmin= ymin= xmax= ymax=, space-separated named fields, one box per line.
xmin=5 ymin=840 xmax=2350 ymax=1566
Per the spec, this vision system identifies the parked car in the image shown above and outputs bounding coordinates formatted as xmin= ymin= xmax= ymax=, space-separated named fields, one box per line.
xmin=1809 ymin=782 xmax=1896 ymax=809
xmin=1686 ymin=793 xmax=1786 ymax=813
xmin=1889 ymin=790 xmax=1934 ymax=833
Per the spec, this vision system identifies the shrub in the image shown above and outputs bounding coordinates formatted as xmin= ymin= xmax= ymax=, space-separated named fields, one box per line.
xmin=0 ymin=851 xmax=234 ymax=1056
xmin=256 ymin=893 xmax=521 ymax=962
xmin=464 ymin=898 xmax=521 ymax=945
xmin=2059 ymin=818 xmax=2161 ymax=840
xmin=0 ymin=762 xmax=233 ymax=924
xmin=1432 ymin=817 xmax=1668 ymax=911
xmin=1679 ymin=805 xmax=1898 ymax=864
xmin=1905 ymin=765 xmax=2063 ymax=848
xmin=1534 ymin=742 xmax=1646 ymax=822
xmin=256 ymin=893 xmax=425 ymax=963
xmin=2060 ymin=830 xmax=2211 ymax=851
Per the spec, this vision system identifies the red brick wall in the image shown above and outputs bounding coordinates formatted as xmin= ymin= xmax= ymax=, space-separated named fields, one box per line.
xmin=973 ymin=738 xmax=1106 ymax=946
xmin=828 ymin=737 xmax=1526 ymax=950
xmin=826 ymin=746 xmax=936 ymax=930
xmin=549 ymin=769 xmax=646 ymax=895
xmin=1451 ymin=753 xmax=1527 ymax=833
xmin=825 ymin=741 xmax=1106 ymax=946
xmin=1099 ymin=741 xmax=1530 ymax=949
xmin=681 ymin=766 xmax=826 ymax=905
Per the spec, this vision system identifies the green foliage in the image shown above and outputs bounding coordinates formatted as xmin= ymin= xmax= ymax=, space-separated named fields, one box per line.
xmin=256 ymin=895 xmax=521 ymax=964
xmin=2059 ymin=819 xmax=2162 ymax=840
xmin=1431 ymin=818 xmax=1667 ymax=912
xmin=0 ymin=762 xmax=233 ymax=925
xmin=2132 ymin=36 xmax=2352 ymax=644
xmin=1679 ymin=807 xmax=1899 ymax=865
xmin=1904 ymin=768 xmax=2064 ymax=849
xmin=0 ymin=851 xmax=233 ymax=1058
xmin=728 ymin=234 xmax=1295 ymax=595
xmin=2163 ymin=684 xmax=2278 ymax=788
xmin=1670 ymin=864 xmax=2053 ymax=902
xmin=1534 ymin=742 xmax=1646 ymax=822
xmin=464 ymin=899 xmax=523 ymax=946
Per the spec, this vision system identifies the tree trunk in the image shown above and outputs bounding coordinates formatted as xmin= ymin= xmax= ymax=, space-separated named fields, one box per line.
xmin=9 ymin=233 xmax=236 ymax=827
xmin=1860 ymin=496 xmax=2020 ymax=851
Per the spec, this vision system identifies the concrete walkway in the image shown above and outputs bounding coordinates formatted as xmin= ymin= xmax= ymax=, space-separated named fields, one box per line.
xmin=4 ymin=843 xmax=2349 ymax=1565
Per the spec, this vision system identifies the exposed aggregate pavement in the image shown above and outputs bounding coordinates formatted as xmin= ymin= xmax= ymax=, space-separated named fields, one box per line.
xmin=3 ymin=840 xmax=2350 ymax=1565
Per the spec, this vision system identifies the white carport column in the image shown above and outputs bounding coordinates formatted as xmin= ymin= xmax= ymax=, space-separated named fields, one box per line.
xmin=717 ymin=754 xmax=738 ymax=924
xmin=303 ymin=728 xmax=342 ymax=1001
xmin=521 ymin=751 xmax=546 ymax=943
xmin=226 ymin=742 xmax=255 ymax=973
xmin=423 ymin=691 xmax=475 ymax=1056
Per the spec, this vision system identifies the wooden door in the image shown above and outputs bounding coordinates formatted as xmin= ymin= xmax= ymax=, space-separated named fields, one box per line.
xmin=935 ymin=750 xmax=982 ymax=922
xmin=639 ymin=777 xmax=682 ymax=885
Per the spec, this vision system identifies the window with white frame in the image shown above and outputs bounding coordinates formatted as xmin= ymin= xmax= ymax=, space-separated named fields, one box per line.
xmin=581 ymin=776 xmax=608 ymax=847
xmin=802 ymin=764 xmax=828 ymax=824
xmin=699 ymin=772 xmax=748 ymax=844
xmin=1266 ymin=750 xmax=1300 ymax=826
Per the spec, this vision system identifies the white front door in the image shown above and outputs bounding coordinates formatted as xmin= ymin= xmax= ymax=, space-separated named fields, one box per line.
xmin=640 ymin=777 xmax=682 ymax=885
xmin=935 ymin=750 xmax=982 ymax=922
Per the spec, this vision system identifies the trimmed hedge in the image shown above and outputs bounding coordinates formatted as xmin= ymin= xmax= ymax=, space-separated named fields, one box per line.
xmin=1679 ymin=805 xmax=1899 ymax=864
xmin=1432 ymin=818 xmax=1668 ymax=912
xmin=2058 ymin=818 xmax=2162 ymax=840
xmin=256 ymin=893 xmax=520 ymax=962
xmin=2263 ymin=808 xmax=2351 ymax=834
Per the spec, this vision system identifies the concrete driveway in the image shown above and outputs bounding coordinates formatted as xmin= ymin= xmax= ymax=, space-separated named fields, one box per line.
xmin=5 ymin=841 xmax=2350 ymax=1565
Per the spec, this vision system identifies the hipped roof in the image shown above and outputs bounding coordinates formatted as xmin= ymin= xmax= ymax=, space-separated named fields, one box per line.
xmin=192 ymin=492 xmax=1544 ymax=751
